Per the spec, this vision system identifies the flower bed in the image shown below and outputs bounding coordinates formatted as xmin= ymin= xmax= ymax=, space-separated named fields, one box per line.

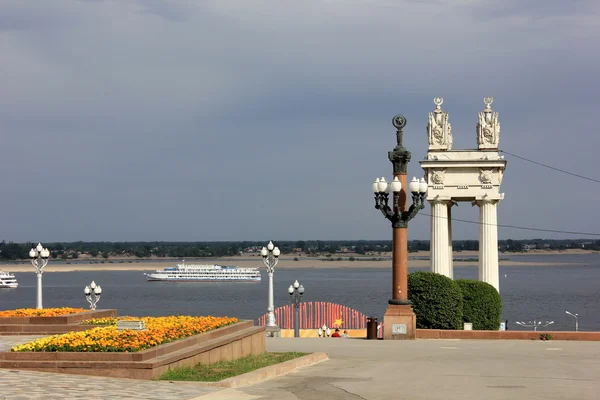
xmin=0 ymin=308 xmax=85 ymax=318
xmin=11 ymin=315 xmax=238 ymax=352
xmin=1 ymin=320 xmax=265 ymax=380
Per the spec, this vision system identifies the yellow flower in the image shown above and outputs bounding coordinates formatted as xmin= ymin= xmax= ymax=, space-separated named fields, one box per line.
xmin=0 ymin=308 xmax=86 ymax=318
xmin=11 ymin=315 xmax=238 ymax=353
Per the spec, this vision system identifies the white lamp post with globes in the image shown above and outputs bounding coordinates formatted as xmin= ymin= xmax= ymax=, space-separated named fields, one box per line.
xmin=261 ymin=241 xmax=281 ymax=336
xmin=29 ymin=243 xmax=50 ymax=309
xmin=84 ymin=281 xmax=102 ymax=310
xmin=318 ymin=324 xmax=331 ymax=338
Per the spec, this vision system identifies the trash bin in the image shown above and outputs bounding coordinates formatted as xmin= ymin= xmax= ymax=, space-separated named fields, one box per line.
xmin=366 ymin=317 xmax=378 ymax=340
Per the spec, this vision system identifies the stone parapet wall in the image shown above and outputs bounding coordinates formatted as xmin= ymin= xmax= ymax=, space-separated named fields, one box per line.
xmin=417 ymin=329 xmax=600 ymax=341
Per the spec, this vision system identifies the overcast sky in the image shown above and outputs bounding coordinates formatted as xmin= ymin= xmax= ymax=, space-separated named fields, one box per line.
xmin=1 ymin=0 xmax=599 ymax=242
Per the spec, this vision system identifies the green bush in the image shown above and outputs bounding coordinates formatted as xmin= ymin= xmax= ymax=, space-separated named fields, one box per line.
xmin=455 ymin=279 xmax=502 ymax=330
xmin=408 ymin=272 xmax=463 ymax=329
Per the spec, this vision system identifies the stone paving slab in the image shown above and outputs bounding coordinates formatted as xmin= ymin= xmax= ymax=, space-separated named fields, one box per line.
xmin=0 ymin=336 xmax=45 ymax=352
xmin=0 ymin=369 xmax=221 ymax=400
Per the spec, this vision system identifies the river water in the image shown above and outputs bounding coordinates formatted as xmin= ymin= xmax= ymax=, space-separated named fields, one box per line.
xmin=1 ymin=254 xmax=598 ymax=331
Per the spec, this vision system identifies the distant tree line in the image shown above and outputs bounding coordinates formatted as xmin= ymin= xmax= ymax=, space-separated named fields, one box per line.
xmin=0 ymin=239 xmax=597 ymax=261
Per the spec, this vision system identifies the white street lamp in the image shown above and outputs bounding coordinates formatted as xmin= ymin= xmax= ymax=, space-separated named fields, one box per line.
xmin=84 ymin=281 xmax=102 ymax=310
xmin=30 ymin=242 xmax=50 ymax=309
xmin=262 ymin=241 xmax=280 ymax=334
xmin=565 ymin=311 xmax=579 ymax=332
xmin=419 ymin=178 xmax=428 ymax=194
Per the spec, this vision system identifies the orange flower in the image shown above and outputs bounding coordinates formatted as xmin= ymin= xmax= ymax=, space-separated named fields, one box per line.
xmin=0 ymin=308 xmax=86 ymax=318
xmin=11 ymin=315 xmax=238 ymax=353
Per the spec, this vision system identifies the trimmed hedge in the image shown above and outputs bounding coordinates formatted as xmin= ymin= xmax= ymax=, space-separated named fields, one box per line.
xmin=455 ymin=279 xmax=502 ymax=330
xmin=408 ymin=272 xmax=463 ymax=329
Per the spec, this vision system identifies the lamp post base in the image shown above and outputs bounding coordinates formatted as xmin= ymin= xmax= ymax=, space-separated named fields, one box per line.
xmin=388 ymin=299 xmax=412 ymax=305
xmin=266 ymin=312 xmax=277 ymax=327
xmin=265 ymin=326 xmax=281 ymax=337
xmin=383 ymin=304 xmax=416 ymax=340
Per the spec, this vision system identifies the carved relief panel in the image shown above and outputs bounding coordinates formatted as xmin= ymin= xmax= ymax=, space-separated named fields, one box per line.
xmin=477 ymin=97 xmax=500 ymax=149
xmin=479 ymin=169 xmax=493 ymax=184
xmin=427 ymin=98 xmax=452 ymax=151
xmin=430 ymin=168 xmax=446 ymax=188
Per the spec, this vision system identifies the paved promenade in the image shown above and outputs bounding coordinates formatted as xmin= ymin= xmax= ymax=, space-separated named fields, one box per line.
xmin=1 ymin=336 xmax=599 ymax=399
xmin=0 ymin=336 xmax=43 ymax=352
xmin=251 ymin=338 xmax=600 ymax=400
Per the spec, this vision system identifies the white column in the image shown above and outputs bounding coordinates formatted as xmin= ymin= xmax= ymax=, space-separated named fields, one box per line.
xmin=430 ymin=200 xmax=450 ymax=277
xmin=447 ymin=203 xmax=453 ymax=279
xmin=478 ymin=200 xmax=499 ymax=291
xmin=36 ymin=273 xmax=43 ymax=309
xmin=266 ymin=271 xmax=276 ymax=326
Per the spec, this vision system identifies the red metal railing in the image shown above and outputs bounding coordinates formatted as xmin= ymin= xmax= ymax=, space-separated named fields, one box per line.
xmin=256 ymin=301 xmax=367 ymax=329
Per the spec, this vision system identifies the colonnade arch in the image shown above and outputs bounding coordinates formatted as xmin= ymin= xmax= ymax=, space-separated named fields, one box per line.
xmin=419 ymin=98 xmax=507 ymax=291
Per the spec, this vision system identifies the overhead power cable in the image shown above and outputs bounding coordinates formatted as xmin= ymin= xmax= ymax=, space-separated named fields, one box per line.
xmin=500 ymin=149 xmax=600 ymax=184
xmin=417 ymin=212 xmax=600 ymax=237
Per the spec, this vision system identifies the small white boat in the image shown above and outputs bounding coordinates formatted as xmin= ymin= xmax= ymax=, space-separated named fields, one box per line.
xmin=0 ymin=271 xmax=18 ymax=288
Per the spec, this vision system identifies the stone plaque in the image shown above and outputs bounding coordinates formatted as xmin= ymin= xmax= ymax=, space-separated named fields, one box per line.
xmin=392 ymin=324 xmax=407 ymax=335
xmin=117 ymin=320 xmax=145 ymax=331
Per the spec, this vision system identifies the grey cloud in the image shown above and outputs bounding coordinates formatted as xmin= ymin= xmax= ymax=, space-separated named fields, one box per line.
xmin=0 ymin=14 xmax=32 ymax=31
xmin=468 ymin=0 xmax=598 ymax=19
xmin=0 ymin=2 xmax=77 ymax=32
xmin=1 ymin=0 xmax=599 ymax=241
xmin=76 ymin=0 xmax=191 ymax=22
xmin=133 ymin=0 xmax=191 ymax=22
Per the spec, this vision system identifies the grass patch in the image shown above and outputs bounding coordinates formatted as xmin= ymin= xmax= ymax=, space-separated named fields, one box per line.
xmin=156 ymin=352 xmax=309 ymax=382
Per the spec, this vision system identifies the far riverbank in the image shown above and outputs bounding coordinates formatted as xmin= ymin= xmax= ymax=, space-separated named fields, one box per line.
xmin=3 ymin=249 xmax=596 ymax=272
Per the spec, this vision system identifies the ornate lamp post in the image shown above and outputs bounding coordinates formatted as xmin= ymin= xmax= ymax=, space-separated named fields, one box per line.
xmin=372 ymin=115 xmax=428 ymax=340
xmin=261 ymin=241 xmax=281 ymax=336
xmin=288 ymin=280 xmax=305 ymax=338
xmin=565 ymin=311 xmax=579 ymax=332
xmin=29 ymin=243 xmax=50 ymax=309
xmin=84 ymin=281 xmax=102 ymax=310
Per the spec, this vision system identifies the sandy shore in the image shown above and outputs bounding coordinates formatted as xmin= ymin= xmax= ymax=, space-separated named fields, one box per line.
xmin=3 ymin=250 xmax=593 ymax=273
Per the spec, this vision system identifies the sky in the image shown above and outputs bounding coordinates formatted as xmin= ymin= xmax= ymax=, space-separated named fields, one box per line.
xmin=1 ymin=0 xmax=599 ymax=243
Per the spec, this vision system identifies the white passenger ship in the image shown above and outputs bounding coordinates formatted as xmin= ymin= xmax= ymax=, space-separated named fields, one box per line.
xmin=0 ymin=271 xmax=18 ymax=288
xmin=144 ymin=262 xmax=261 ymax=282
